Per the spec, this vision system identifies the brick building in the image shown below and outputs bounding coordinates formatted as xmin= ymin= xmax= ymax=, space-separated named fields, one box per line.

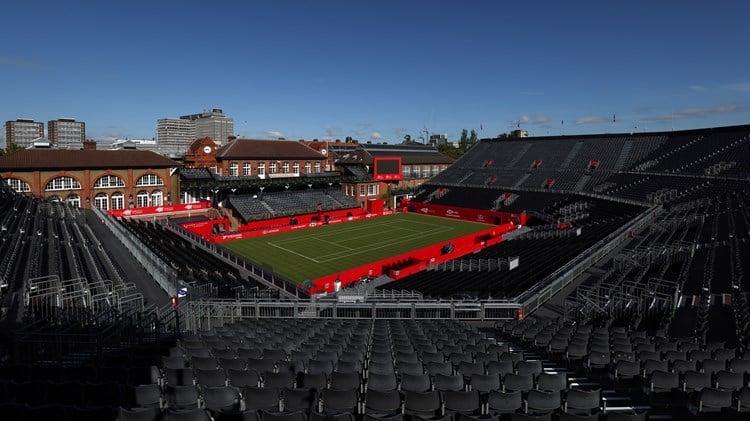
xmin=301 ymin=139 xmax=359 ymax=173
xmin=183 ymin=138 xmax=328 ymax=178
xmin=336 ymin=144 xmax=454 ymax=206
xmin=0 ymin=143 xmax=180 ymax=210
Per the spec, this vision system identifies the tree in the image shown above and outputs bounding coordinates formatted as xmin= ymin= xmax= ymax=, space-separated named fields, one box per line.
xmin=0 ymin=143 xmax=23 ymax=156
xmin=458 ymin=129 xmax=469 ymax=150
xmin=468 ymin=129 xmax=478 ymax=148
xmin=437 ymin=143 xmax=465 ymax=159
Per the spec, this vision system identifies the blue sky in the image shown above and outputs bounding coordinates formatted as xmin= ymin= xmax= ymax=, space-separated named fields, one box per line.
xmin=2 ymin=0 xmax=749 ymax=146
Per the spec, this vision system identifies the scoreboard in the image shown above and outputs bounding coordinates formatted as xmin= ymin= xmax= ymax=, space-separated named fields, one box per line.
xmin=373 ymin=157 xmax=402 ymax=181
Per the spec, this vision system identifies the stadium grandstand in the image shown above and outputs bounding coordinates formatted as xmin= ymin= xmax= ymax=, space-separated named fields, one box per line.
xmin=0 ymin=124 xmax=749 ymax=420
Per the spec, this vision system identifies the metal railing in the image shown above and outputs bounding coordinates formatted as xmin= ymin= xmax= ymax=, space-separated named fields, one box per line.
xmin=92 ymin=207 xmax=179 ymax=296
xmin=183 ymin=299 xmax=521 ymax=332
xmin=165 ymin=222 xmax=306 ymax=299
xmin=516 ymin=205 xmax=661 ymax=316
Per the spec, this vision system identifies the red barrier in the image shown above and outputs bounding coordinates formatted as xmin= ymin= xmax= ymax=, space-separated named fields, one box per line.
xmin=108 ymin=201 xmax=211 ymax=218
xmin=403 ymin=201 xmax=528 ymax=225
xmin=308 ymin=221 xmax=516 ymax=294
xmin=366 ymin=198 xmax=384 ymax=214
xmin=180 ymin=219 xmax=230 ymax=236
xmin=207 ymin=209 xmax=394 ymax=243
xmin=237 ymin=207 xmax=365 ymax=232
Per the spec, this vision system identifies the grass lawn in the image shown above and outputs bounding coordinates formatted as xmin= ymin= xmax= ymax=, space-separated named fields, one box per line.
xmin=220 ymin=212 xmax=492 ymax=283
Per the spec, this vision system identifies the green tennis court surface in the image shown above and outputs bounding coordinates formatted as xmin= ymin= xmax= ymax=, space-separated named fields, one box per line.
xmin=220 ymin=212 xmax=492 ymax=283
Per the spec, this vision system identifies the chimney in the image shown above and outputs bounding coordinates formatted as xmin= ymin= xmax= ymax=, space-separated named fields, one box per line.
xmin=83 ymin=140 xmax=97 ymax=150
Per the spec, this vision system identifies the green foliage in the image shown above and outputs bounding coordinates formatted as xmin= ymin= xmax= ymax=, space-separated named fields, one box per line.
xmin=459 ymin=129 xmax=469 ymax=149
xmin=458 ymin=128 xmax=479 ymax=152
xmin=437 ymin=143 xmax=465 ymax=159
xmin=0 ymin=143 xmax=23 ymax=156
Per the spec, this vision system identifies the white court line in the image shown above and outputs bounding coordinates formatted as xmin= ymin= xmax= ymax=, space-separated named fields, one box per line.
xmin=269 ymin=223 xmax=410 ymax=260
xmin=266 ymin=214 xmax=464 ymax=263
xmin=270 ymin=219 xmax=411 ymax=245
xmin=267 ymin=241 xmax=322 ymax=263
xmin=313 ymin=236 xmax=354 ymax=251
xmin=316 ymin=226 xmax=455 ymax=263
xmin=334 ymin=226 xmax=413 ymax=244
xmin=333 ymin=219 xmax=449 ymax=245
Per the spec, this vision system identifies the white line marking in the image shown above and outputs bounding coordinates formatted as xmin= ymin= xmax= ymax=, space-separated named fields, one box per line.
xmin=267 ymin=241 xmax=322 ymax=263
xmin=316 ymin=226 xmax=454 ymax=263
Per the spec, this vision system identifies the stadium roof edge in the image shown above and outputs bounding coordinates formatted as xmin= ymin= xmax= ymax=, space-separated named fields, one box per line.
xmin=480 ymin=122 xmax=750 ymax=143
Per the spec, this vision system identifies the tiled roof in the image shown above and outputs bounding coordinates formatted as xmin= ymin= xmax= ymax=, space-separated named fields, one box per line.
xmin=335 ymin=145 xmax=454 ymax=165
xmin=216 ymin=139 xmax=325 ymax=160
xmin=180 ymin=167 xmax=214 ymax=180
xmin=0 ymin=149 xmax=179 ymax=171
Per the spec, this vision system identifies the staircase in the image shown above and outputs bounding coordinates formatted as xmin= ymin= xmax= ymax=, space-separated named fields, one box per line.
xmin=613 ymin=140 xmax=633 ymax=170
xmin=506 ymin=143 xmax=533 ymax=168
xmin=560 ymin=141 xmax=584 ymax=169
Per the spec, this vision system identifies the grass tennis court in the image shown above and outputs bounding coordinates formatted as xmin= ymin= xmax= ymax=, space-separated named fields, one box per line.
xmin=220 ymin=212 xmax=492 ymax=283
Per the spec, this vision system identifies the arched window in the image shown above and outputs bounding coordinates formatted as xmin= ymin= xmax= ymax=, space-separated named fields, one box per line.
xmin=66 ymin=194 xmax=81 ymax=208
xmin=135 ymin=174 xmax=163 ymax=187
xmin=282 ymin=162 xmax=290 ymax=174
xmin=45 ymin=176 xmax=81 ymax=191
xmin=229 ymin=163 xmax=238 ymax=177
xmin=4 ymin=178 xmax=31 ymax=192
xmin=136 ymin=190 xmax=150 ymax=208
xmin=47 ymin=195 xmax=61 ymax=202
xmin=94 ymin=192 xmax=109 ymax=210
xmin=305 ymin=163 xmax=311 ymax=174
xmin=314 ymin=162 xmax=321 ymax=173
xmin=257 ymin=163 xmax=265 ymax=175
xmin=151 ymin=190 xmax=163 ymax=206
xmin=94 ymin=175 xmax=125 ymax=189
xmin=293 ymin=162 xmax=300 ymax=174
xmin=111 ymin=192 xmax=124 ymax=210
xmin=243 ymin=163 xmax=251 ymax=176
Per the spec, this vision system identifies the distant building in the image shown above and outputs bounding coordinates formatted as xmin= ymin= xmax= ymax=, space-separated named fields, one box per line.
xmin=429 ymin=133 xmax=449 ymax=146
xmin=335 ymin=143 xmax=455 ymax=206
xmin=4 ymin=118 xmax=45 ymax=148
xmin=510 ymin=129 xmax=529 ymax=138
xmin=156 ymin=118 xmax=196 ymax=157
xmin=182 ymin=109 xmax=234 ymax=147
xmin=301 ymin=139 xmax=359 ymax=173
xmin=109 ymin=138 xmax=159 ymax=151
xmin=48 ymin=118 xmax=85 ymax=149
xmin=156 ymin=108 xmax=234 ymax=157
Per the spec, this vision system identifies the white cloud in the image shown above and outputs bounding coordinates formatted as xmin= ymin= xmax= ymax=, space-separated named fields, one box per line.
xmin=574 ymin=116 xmax=609 ymax=125
xmin=725 ymin=82 xmax=750 ymax=93
xmin=511 ymin=114 xmax=550 ymax=126
xmin=352 ymin=123 xmax=372 ymax=137
xmin=371 ymin=131 xmax=382 ymax=140
xmin=647 ymin=103 xmax=747 ymax=121
xmin=324 ymin=126 xmax=342 ymax=137
xmin=266 ymin=130 xmax=285 ymax=138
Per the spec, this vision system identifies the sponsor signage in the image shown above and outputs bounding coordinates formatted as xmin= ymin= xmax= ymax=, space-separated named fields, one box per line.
xmin=109 ymin=201 xmax=210 ymax=218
